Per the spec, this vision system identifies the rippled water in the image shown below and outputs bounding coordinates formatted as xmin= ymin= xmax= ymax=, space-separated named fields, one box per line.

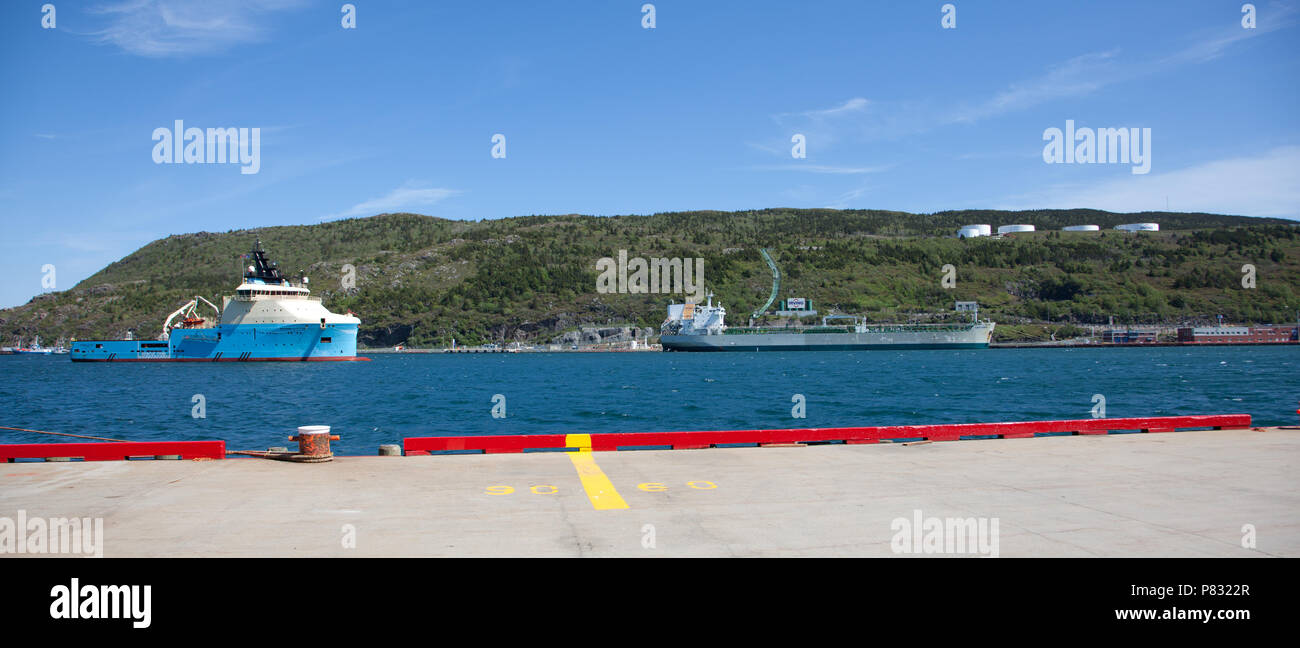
xmin=1 ymin=346 xmax=1295 ymax=454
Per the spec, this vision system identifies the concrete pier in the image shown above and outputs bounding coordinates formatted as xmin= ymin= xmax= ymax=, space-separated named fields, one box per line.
xmin=2 ymin=427 xmax=1296 ymax=557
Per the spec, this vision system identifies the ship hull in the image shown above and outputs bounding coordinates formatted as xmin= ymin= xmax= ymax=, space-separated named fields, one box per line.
xmin=661 ymin=324 xmax=994 ymax=352
xmin=71 ymin=322 xmax=365 ymax=362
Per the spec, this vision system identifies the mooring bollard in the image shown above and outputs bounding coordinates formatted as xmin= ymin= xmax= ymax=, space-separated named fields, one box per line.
xmin=378 ymin=444 xmax=401 ymax=456
xmin=288 ymin=425 xmax=338 ymax=462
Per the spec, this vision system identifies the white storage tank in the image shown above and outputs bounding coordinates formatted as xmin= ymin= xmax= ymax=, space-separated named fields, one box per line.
xmin=957 ymin=225 xmax=986 ymax=238
xmin=997 ymin=224 xmax=1035 ymax=235
xmin=1115 ymin=222 xmax=1159 ymax=232
xmin=1062 ymin=225 xmax=1100 ymax=232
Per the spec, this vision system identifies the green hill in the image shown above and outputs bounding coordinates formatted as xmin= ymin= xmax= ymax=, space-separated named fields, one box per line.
xmin=2 ymin=209 xmax=1297 ymax=346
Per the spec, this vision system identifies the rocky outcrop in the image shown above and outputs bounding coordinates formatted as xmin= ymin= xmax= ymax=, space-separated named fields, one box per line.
xmin=551 ymin=326 xmax=654 ymax=346
xmin=361 ymin=324 xmax=415 ymax=347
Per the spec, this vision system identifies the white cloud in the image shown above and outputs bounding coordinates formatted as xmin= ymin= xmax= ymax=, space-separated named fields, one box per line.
xmin=772 ymin=12 xmax=1293 ymax=147
xmin=947 ymin=50 xmax=1123 ymax=125
xmin=324 ymin=182 xmax=462 ymax=221
xmin=87 ymin=0 xmax=307 ymax=57
xmin=826 ymin=184 xmax=873 ymax=210
xmin=776 ymin=97 xmax=870 ymax=121
xmin=1161 ymin=2 xmax=1297 ymax=65
xmin=756 ymin=164 xmax=892 ymax=175
xmin=996 ymin=146 xmax=1300 ymax=219
xmin=767 ymin=98 xmax=874 ymax=150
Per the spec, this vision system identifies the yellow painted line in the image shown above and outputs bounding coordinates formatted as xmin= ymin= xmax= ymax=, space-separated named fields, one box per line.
xmin=565 ymin=434 xmax=629 ymax=510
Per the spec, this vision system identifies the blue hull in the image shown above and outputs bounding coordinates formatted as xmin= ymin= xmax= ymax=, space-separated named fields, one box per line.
xmin=71 ymin=323 xmax=363 ymax=362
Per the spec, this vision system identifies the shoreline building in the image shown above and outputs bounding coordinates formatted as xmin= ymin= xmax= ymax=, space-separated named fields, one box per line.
xmin=1176 ymin=325 xmax=1298 ymax=344
xmin=1101 ymin=329 xmax=1160 ymax=344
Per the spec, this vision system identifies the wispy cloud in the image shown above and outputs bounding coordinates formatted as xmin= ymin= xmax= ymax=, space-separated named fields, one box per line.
xmin=946 ymin=49 xmax=1124 ymax=125
xmin=323 ymin=182 xmax=462 ymax=221
xmin=995 ymin=146 xmax=1300 ymax=219
xmin=826 ymin=184 xmax=874 ymax=210
xmin=770 ymin=11 xmax=1293 ymax=147
xmin=769 ymin=97 xmax=874 ymax=150
xmin=951 ymin=5 xmax=1296 ymax=124
xmin=86 ymin=0 xmax=307 ymax=57
xmin=775 ymin=97 xmax=870 ymax=121
xmin=1160 ymin=2 xmax=1297 ymax=65
xmin=755 ymin=163 xmax=892 ymax=175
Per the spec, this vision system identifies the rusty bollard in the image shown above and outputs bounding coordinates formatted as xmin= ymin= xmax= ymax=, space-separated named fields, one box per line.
xmin=288 ymin=425 xmax=339 ymax=463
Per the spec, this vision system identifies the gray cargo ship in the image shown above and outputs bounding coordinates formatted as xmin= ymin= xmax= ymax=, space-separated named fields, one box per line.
xmin=659 ymin=295 xmax=994 ymax=352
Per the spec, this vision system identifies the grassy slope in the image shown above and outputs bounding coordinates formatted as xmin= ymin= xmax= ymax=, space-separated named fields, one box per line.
xmin=2 ymin=209 xmax=1296 ymax=346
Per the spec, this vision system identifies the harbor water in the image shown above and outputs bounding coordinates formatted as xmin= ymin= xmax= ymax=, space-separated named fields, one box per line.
xmin=0 ymin=346 xmax=1295 ymax=455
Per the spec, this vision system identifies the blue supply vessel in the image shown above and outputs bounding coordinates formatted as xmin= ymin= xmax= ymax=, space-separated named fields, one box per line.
xmin=71 ymin=241 xmax=365 ymax=362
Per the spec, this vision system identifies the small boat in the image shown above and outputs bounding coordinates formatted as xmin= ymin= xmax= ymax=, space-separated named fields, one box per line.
xmin=14 ymin=337 xmax=55 ymax=355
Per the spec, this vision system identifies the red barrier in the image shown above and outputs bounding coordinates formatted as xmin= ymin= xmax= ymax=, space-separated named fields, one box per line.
xmin=0 ymin=441 xmax=226 ymax=462
xmin=403 ymin=414 xmax=1251 ymax=456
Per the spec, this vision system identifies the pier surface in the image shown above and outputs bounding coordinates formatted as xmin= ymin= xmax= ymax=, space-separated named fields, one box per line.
xmin=3 ymin=427 xmax=1296 ymax=557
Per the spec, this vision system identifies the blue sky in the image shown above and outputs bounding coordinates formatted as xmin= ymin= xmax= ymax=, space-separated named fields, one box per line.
xmin=2 ymin=0 xmax=1298 ymax=308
